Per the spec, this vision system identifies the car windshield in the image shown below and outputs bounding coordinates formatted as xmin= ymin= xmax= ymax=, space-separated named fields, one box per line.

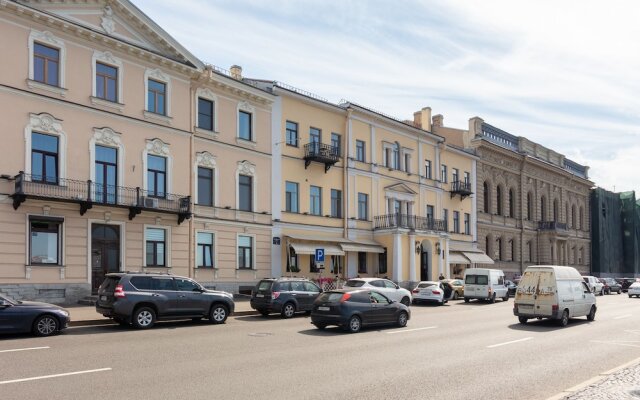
xmin=417 ymin=282 xmax=438 ymax=288
xmin=345 ymin=280 xmax=365 ymax=287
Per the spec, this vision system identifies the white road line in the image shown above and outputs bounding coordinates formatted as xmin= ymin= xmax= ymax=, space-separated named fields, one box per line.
xmin=614 ymin=314 xmax=632 ymax=320
xmin=0 ymin=346 xmax=49 ymax=354
xmin=486 ymin=337 xmax=533 ymax=348
xmin=386 ymin=326 xmax=437 ymax=334
xmin=0 ymin=368 xmax=112 ymax=385
xmin=591 ymin=340 xmax=640 ymax=348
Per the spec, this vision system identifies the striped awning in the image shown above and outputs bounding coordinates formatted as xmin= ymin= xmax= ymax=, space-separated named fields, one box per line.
xmin=449 ymin=251 xmax=471 ymax=265
xmin=289 ymin=242 xmax=345 ymax=256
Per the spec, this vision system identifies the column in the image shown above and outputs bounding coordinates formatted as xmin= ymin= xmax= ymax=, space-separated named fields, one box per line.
xmin=409 ymin=233 xmax=416 ymax=282
xmin=393 ymin=233 xmax=402 ymax=282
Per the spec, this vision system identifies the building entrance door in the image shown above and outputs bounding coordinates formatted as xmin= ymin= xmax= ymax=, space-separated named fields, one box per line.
xmin=420 ymin=251 xmax=430 ymax=281
xmin=91 ymin=224 xmax=120 ymax=294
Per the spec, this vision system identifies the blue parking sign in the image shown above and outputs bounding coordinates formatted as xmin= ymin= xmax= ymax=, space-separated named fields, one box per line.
xmin=315 ymin=249 xmax=325 ymax=262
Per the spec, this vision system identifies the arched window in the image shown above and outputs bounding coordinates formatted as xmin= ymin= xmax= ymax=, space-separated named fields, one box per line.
xmin=497 ymin=238 xmax=503 ymax=260
xmin=579 ymin=206 xmax=584 ymax=230
xmin=483 ymin=181 xmax=490 ymax=213
xmin=527 ymin=192 xmax=533 ymax=220
xmin=553 ymin=199 xmax=559 ymax=222
xmin=496 ymin=185 xmax=503 ymax=216
xmin=571 ymin=205 xmax=576 ymax=228
xmin=540 ymin=196 xmax=546 ymax=222
xmin=509 ymin=189 xmax=515 ymax=218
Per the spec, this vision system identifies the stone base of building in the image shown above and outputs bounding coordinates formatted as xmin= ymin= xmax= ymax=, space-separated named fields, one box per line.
xmin=0 ymin=283 xmax=91 ymax=306
xmin=200 ymin=281 xmax=260 ymax=296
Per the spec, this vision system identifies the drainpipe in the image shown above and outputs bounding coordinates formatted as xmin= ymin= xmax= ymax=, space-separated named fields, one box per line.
xmin=188 ymin=79 xmax=196 ymax=278
xmin=343 ymin=108 xmax=352 ymax=280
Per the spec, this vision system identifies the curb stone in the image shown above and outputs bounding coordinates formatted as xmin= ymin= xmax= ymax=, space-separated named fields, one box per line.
xmin=68 ymin=310 xmax=259 ymax=327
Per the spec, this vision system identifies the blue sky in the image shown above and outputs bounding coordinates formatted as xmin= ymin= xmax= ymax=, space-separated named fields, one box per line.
xmin=135 ymin=0 xmax=640 ymax=194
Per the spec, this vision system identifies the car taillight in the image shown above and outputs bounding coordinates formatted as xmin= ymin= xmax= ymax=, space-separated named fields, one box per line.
xmin=271 ymin=292 xmax=280 ymax=300
xmin=114 ymin=284 xmax=125 ymax=298
xmin=412 ymin=289 xmax=420 ymax=293
xmin=552 ymin=304 xmax=558 ymax=311
xmin=340 ymin=293 xmax=351 ymax=303
xmin=513 ymin=304 xmax=518 ymax=312
xmin=432 ymin=290 xmax=441 ymax=295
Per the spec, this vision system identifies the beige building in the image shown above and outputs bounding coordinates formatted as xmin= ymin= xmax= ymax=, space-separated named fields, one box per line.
xmin=431 ymin=115 xmax=592 ymax=278
xmin=0 ymin=0 xmax=274 ymax=303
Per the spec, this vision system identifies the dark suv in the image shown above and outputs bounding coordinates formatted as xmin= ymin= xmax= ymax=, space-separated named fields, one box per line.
xmin=96 ymin=273 xmax=235 ymax=329
xmin=250 ymin=278 xmax=321 ymax=318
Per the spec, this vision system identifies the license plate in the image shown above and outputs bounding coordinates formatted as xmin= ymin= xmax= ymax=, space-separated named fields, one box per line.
xmin=256 ymin=294 xmax=264 ymax=298
xmin=100 ymin=295 xmax=107 ymax=301
xmin=318 ymin=306 xmax=330 ymax=311
xmin=519 ymin=304 xmax=533 ymax=308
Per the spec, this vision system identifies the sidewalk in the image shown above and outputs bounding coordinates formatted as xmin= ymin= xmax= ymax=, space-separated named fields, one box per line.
xmin=67 ymin=296 xmax=258 ymax=326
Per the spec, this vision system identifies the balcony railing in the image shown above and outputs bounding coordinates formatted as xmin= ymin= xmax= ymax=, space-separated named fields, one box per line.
xmin=538 ymin=221 xmax=568 ymax=231
xmin=303 ymin=142 xmax=339 ymax=172
xmin=11 ymin=172 xmax=191 ymax=224
xmin=450 ymin=180 xmax=473 ymax=199
xmin=374 ymin=213 xmax=447 ymax=232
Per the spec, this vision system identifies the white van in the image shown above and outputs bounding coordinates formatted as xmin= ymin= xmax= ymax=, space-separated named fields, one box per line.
xmin=463 ymin=268 xmax=509 ymax=303
xmin=514 ymin=265 xmax=596 ymax=327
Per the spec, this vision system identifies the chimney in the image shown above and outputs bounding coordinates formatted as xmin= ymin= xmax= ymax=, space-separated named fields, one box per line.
xmin=421 ymin=107 xmax=432 ymax=132
xmin=432 ymin=114 xmax=443 ymax=128
xmin=229 ymin=65 xmax=243 ymax=80
xmin=413 ymin=111 xmax=422 ymax=128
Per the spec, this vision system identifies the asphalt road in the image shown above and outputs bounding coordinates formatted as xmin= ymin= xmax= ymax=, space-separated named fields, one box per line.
xmin=2 ymin=294 xmax=640 ymax=400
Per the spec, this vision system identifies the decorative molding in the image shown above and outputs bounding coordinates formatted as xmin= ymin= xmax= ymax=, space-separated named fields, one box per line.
xmin=30 ymin=29 xmax=64 ymax=47
xmin=93 ymin=127 xmax=122 ymax=147
xmin=196 ymin=151 xmax=217 ymax=168
xmin=30 ymin=112 xmax=63 ymax=135
xmin=101 ymin=5 xmax=116 ymax=34
xmin=146 ymin=68 xmax=170 ymax=83
xmin=238 ymin=100 xmax=255 ymax=113
xmin=146 ymin=138 xmax=170 ymax=156
xmin=237 ymin=160 xmax=256 ymax=176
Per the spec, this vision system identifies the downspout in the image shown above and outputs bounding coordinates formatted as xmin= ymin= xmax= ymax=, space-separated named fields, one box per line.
xmin=343 ymin=108 xmax=352 ymax=279
xmin=188 ymin=76 xmax=197 ymax=278
xmin=519 ymin=155 xmax=525 ymax=276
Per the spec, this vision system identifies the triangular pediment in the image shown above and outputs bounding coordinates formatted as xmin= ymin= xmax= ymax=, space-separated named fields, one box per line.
xmin=385 ymin=183 xmax=417 ymax=195
xmin=18 ymin=0 xmax=202 ymax=68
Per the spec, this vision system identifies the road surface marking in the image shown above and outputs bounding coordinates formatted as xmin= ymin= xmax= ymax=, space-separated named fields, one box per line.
xmin=0 ymin=368 xmax=112 ymax=385
xmin=0 ymin=346 xmax=49 ymax=354
xmin=614 ymin=314 xmax=632 ymax=320
xmin=591 ymin=340 xmax=640 ymax=348
xmin=486 ymin=337 xmax=533 ymax=348
xmin=386 ymin=326 xmax=437 ymax=334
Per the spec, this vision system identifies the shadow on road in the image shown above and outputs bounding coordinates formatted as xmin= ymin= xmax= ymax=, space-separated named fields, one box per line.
xmin=234 ymin=314 xmax=311 ymax=323
xmin=62 ymin=319 xmax=226 ymax=336
xmin=458 ymin=299 xmax=511 ymax=306
xmin=507 ymin=318 xmax=593 ymax=332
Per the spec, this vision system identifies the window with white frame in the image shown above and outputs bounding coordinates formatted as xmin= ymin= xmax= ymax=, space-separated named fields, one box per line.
xmin=237 ymin=235 xmax=253 ymax=269
xmin=145 ymin=227 xmax=167 ymax=267
xmin=441 ymin=164 xmax=448 ymax=183
xmin=239 ymin=175 xmax=253 ymax=211
xmin=197 ymin=167 xmax=213 ymax=206
xmin=355 ymin=140 xmax=366 ymax=162
xmin=452 ymin=168 xmax=459 ymax=183
xmin=198 ymin=98 xmax=214 ymax=131
xmin=453 ymin=211 xmax=460 ymax=233
xmin=310 ymin=185 xmax=322 ymax=215
xmin=144 ymin=69 xmax=171 ymax=117
xmin=29 ymin=216 xmax=63 ymax=265
xmin=285 ymin=181 xmax=299 ymax=213
xmin=286 ymin=121 xmax=298 ymax=146
xmin=464 ymin=213 xmax=470 ymax=235
xmin=92 ymin=51 xmax=123 ymax=104
xmin=29 ymin=30 xmax=66 ymax=91
xmin=197 ymin=232 xmax=215 ymax=268
xmin=358 ymin=193 xmax=368 ymax=220
xmin=425 ymin=160 xmax=432 ymax=179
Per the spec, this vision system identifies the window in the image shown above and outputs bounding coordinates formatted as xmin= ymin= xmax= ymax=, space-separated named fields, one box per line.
xmin=145 ymin=228 xmax=166 ymax=267
xmin=496 ymin=186 xmax=503 ymax=215
xmin=175 ymin=278 xmax=200 ymax=291
xmin=571 ymin=205 xmax=577 ymax=228
xmin=147 ymin=155 xmax=167 ymax=198
xmin=330 ymin=255 xmax=342 ymax=275
xmin=554 ymin=199 xmax=559 ymax=222
xmin=197 ymin=232 xmax=214 ymax=268
xmin=95 ymin=62 xmax=118 ymax=102
xmin=404 ymin=153 xmax=411 ymax=173
xmin=147 ymin=79 xmax=166 ymax=115
xmin=310 ymin=127 xmax=321 ymax=144
xmin=32 ymin=132 xmax=59 ymax=184
xmin=464 ymin=213 xmax=470 ymax=235
xmin=310 ymin=256 xmax=319 ymax=273
xmin=483 ymin=182 xmax=490 ymax=213
xmin=355 ymin=140 xmax=365 ymax=162
xmin=441 ymin=164 xmax=447 ymax=183
xmin=425 ymin=160 xmax=432 ymax=179
xmin=285 ymin=181 xmax=299 ymax=213
xmin=358 ymin=193 xmax=368 ymax=220
xmin=95 ymin=145 xmax=117 ymax=204
xmin=496 ymin=238 xmax=503 ymax=261
xmin=453 ymin=211 xmax=460 ymax=233
xmin=510 ymin=240 xmax=515 ymax=262
xmin=426 ymin=205 xmax=434 ymax=221
xmin=237 ymin=235 xmax=253 ymax=269
xmin=443 ymin=209 xmax=449 ymax=231
xmin=238 ymin=175 xmax=253 ymax=211
xmin=392 ymin=143 xmax=400 ymax=169
xmin=540 ymin=197 xmax=547 ymax=222
xmin=452 ymin=168 xmax=459 ymax=183
xmin=198 ymin=98 xmax=214 ymax=131
xmin=287 ymin=247 xmax=298 ymax=272
xmin=464 ymin=172 xmax=470 ymax=185
xmin=331 ymin=189 xmax=342 ymax=218
xmin=527 ymin=192 xmax=533 ymax=220
xmin=239 ymin=111 xmax=252 ymax=141
xmin=378 ymin=250 xmax=387 ymax=275
xmin=285 ymin=121 xmax=298 ymax=146
xmin=197 ymin=167 xmax=213 ymax=206
xmin=331 ymin=133 xmax=341 ymax=156
xmin=29 ymin=217 xmax=62 ymax=265
xmin=527 ymin=241 xmax=533 ymax=262
xmin=358 ymin=252 xmax=367 ymax=274
xmin=310 ymin=186 xmax=322 ymax=215
xmin=579 ymin=207 xmax=584 ymax=230
xmin=34 ymin=43 xmax=60 ymax=86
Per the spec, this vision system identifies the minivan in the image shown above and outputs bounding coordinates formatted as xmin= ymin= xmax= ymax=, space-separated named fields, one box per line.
xmin=514 ymin=265 xmax=596 ymax=327
xmin=463 ymin=268 xmax=509 ymax=303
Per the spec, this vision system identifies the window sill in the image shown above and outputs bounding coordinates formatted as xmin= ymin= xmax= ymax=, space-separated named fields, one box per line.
xmin=90 ymin=96 xmax=124 ymax=112
xmin=143 ymin=266 xmax=171 ymax=269
xmin=195 ymin=127 xmax=219 ymax=138
xmin=236 ymin=137 xmax=257 ymax=148
xmin=26 ymin=79 xmax=68 ymax=97
xmin=26 ymin=264 xmax=65 ymax=268
xmin=143 ymin=111 xmax=173 ymax=125
xmin=196 ymin=266 xmax=217 ymax=270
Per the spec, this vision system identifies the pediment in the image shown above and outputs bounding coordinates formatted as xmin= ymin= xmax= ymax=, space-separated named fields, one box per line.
xmin=384 ymin=183 xmax=417 ymax=195
xmin=18 ymin=0 xmax=201 ymax=67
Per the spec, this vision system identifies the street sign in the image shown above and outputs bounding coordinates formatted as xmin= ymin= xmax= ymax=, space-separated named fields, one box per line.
xmin=315 ymin=248 xmax=325 ymax=263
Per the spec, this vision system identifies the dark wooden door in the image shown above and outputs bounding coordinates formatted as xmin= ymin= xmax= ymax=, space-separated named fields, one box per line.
xmin=420 ymin=251 xmax=430 ymax=281
xmin=91 ymin=224 xmax=120 ymax=294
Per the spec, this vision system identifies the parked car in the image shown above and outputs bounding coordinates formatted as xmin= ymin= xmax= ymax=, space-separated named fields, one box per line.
xmin=617 ymin=278 xmax=638 ymax=292
xmin=582 ymin=276 xmax=604 ymax=295
xmin=600 ymin=278 xmax=622 ymax=295
xmin=412 ymin=281 xmax=452 ymax=305
xmin=443 ymin=279 xmax=464 ymax=300
xmin=96 ymin=273 xmax=235 ymax=329
xmin=463 ymin=268 xmax=509 ymax=303
xmin=0 ymin=295 xmax=69 ymax=336
xmin=515 ymin=266 xmax=596 ymax=327
xmin=343 ymin=278 xmax=412 ymax=306
xmin=250 ymin=278 xmax=322 ymax=318
xmin=310 ymin=290 xmax=410 ymax=333
xmin=628 ymin=282 xmax=640 ymax=298
xmin=505 ymin=280 xmax=518 ymax=297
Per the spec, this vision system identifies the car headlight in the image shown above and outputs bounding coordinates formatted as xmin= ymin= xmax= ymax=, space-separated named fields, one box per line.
xmin=59 ymin=310 xmax=69 ymax=316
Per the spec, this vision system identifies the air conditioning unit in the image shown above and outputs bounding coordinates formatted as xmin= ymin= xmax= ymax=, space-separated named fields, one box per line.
xmin=143 ymin=197 xmax=159 ymax=208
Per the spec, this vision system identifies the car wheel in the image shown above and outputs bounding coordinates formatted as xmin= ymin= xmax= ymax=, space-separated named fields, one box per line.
xmin=281 ymin=302 xmax=296 ymax=319
xmin=347 ymin=315 xmax=361 ymax=333
xmin=33 ymin=315 xmax=59 ymax=336
xmin=490 ymin=293 xmax=496 ymax=304
xmin=209 ymin=304 xmax=228 ymax=324
xmin=464 ymin=297 xmax=470 ymax=303
xmin=132 ymin=307 xmax=156 ymax=329
xmin=314 ymin=324 xmax=326 ymax=330
xmin=600 ymin=289 xmax=605 ymax=296
xmin=518 ymin=316 xmax=528 ymax=324
xmin=502 ymin=294 xmax=509 ymax=302
xmin=629 ymin=294 xmax=633 ymax=298
xmin=618 ymin=289 xmax=622 ymax=294
xmin=438 ymin=299 xmax=444 ymax=306
xmin=397 ymin=311 xmax=409 ymax=327
xmin=558 ymin=310 xmax=569 ymax=327
xmin=587 ymin=305 xmax=596 ymax=321
xmin=113 ymin=317 xmax=129 ymax=326
xmin=452 ymin=291 xmax=459 ymax=300
xmin=401 ymin=297 xmax=410 ymax=306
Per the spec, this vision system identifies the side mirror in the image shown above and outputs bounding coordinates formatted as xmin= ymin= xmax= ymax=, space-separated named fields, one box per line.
xmin=193 ymin=287 xmax=204 ymax=292
xmin=395 ymin=284 xmax=400 ymax=290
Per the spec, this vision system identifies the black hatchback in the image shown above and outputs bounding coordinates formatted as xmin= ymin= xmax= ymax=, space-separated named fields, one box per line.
xmin=250 ymin=278 xmax=321 ymax=318
xmin=310 ymin=289 xmax=410 ymax=333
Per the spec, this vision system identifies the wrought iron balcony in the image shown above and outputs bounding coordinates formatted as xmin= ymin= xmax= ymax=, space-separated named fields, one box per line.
xmin=11 ymin=172 xmax=191 ymax=224
xmin=450 ymin=180 xmax=473 ymax=199
xmin=374 ymin=213 xmax=447 ymax=232
xmin=303 ymin=142 xmax=339 ymax=172
xmin=538 ymin=221 xmax=568 ymax=231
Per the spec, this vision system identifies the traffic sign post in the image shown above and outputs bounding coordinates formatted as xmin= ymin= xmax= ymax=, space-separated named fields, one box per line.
xmin=315 ymin=248 xmax=325 ymax=271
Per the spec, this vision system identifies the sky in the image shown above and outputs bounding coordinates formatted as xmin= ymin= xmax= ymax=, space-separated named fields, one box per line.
xmin=134 ymin=0 xmax=640 ymax=194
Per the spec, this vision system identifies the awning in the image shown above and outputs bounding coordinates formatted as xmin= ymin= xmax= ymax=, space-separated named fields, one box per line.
xmin=463 ymin=251 xmax=495 ymax=265
xmin=289 ymin=242 xmax=345 ymax=256
xmin=449 ymin=251 xmax=470 ymax=265
xmin=341 ymin=243 xmax=385 ymax=253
